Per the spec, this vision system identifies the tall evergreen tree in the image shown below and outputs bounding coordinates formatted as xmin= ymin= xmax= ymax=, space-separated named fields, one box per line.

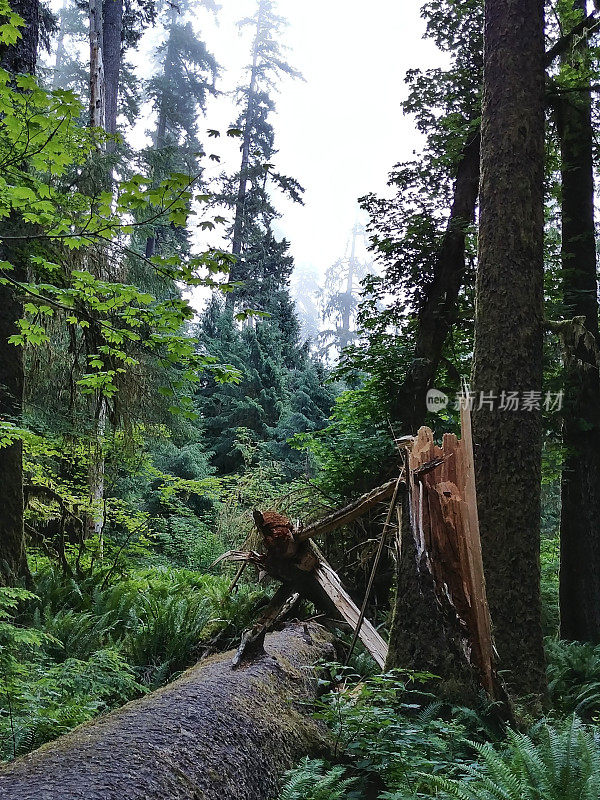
xmin=471 ymin=0 xmax=546 ymax=696
xmin=223 ymin=0 xmax=303 ymax=311
xmin=143 ymin=0 xmax=218 ymax=258
xmin=52 ymin=0 xmax=154 ymax=132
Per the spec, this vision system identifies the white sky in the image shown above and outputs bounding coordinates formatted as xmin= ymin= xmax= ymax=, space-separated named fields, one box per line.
xmin=168 ymin=0 xmax=446 ymax=277
xmin=52 ymin=0 xmax=446 ymax=294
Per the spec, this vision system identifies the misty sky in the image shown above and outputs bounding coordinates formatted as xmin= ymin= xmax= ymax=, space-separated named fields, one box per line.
xmin=125 ymin=1 xmax=446 ymax=292
xmin=162 ymin=1 xmax=447 ymax=277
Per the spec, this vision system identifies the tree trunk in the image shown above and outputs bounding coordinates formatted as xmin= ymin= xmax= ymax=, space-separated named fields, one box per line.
xmin=0 ymin=229 xmax=28 ymax=587
xmin=0 ymin=623 xmax=334 ymax=800
xmin=145 ymin=4 xmax=177 ymax=259
xmin=0 ymin=0 xmax=40 ymax=586
xmin=0 ymin=0 xmax=39 ymax=75
xmin=555 ymin=0 xmax=600 ymax=643
xmin=52 ymin=0 xmax=67 ymax=88
xmin=387 ymin=491 xmax=483 ymax=702
xmin=471 ymin=0 xmax=546 ymax=696
xmin=102 ymin=0 xmax=123 ymax=140
xmin=339 ymin=225 xmax=358 ymax=351
xmin=383 ymin=133 xmax=481 ymax=687
xmin=392 ymin=131 xmax=480 ymax=434
xmin=227 ymin=0 xmax=265 ymax=305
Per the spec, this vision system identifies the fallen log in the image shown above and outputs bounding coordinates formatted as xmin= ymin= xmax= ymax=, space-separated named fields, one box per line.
xmin=0 ymin=623 xmax=335 ymax=800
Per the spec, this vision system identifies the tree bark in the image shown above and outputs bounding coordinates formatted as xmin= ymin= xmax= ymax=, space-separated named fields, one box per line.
xmin=387 ymin=491 xmax=483 ymax=702
xmin=0 ymin=228 xmax=28 ymax=587
xmin=471 ymin=0 xmax=546 ymax=696
xmin=0 ymin=0 xmax=40 ymax=586
xmin=89 ymin=0 xmax=105 ymax=129
xmin=555 ymin=0 xmax=600 ymax=643
xmin=0 ymin=623 xmax=335 ymax=800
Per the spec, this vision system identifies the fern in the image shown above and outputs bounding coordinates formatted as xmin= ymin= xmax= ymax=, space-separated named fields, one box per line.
xmin=546 ymin=639 xmax=600 ymax=717
xmin=126 ymin=592 xmax=213 ymax=686
xmin=427 ymin=717 xmax=600 ymax=800
xmin=279 ymin=758 xmax=357 ymax=800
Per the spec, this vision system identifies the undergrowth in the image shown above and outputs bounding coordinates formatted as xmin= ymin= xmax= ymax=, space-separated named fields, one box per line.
xmin=0 ymin=566 xmax=265 ymax=761
xmin=279 ymin=659 xmax=600 ymax=800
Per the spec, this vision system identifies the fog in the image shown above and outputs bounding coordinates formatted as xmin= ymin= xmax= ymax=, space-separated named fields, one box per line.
xmin=127 ymin=1 xmax=446 ymax=279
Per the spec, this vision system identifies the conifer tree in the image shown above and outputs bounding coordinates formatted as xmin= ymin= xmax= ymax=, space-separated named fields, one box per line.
xmin=143 ymin=0 xmax=218 ymax=258
xmin=223 ymin=0 xmax=303 ymax=312
xmin=472 ymin=0 xmax=546 ymax=696
xmin=195 ymin=297 xmax=332 ymax=475
xmin=319 ymin=224 xmax=370 ymax=361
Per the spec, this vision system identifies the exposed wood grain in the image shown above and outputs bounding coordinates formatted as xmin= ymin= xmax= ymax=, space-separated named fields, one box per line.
xmin=407 ymin=412 xmax=497 ymax=697
xmin=311 ymin=551 xmax=388 ymax=668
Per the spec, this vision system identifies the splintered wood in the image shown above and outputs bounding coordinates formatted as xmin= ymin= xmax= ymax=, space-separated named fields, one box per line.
xmin=408 ymin=405 xmax=496 ymax=696
xmin=220 ymin=484 xmax=402 ymax=668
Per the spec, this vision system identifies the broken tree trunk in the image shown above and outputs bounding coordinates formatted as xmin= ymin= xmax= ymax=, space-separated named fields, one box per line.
xmin=388 ymin=407 xmax=502 ymax=703
xmin=312 ymin=548 xmax=388 ymax=668
xmin=0 ymin=623 xmax=334 ymax=800
xmin=243 ymin=492 xmax=402 ymax=669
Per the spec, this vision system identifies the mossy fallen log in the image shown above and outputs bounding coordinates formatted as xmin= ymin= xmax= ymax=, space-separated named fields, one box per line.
xmin=0 ymin=623 xmax=335 ymax=800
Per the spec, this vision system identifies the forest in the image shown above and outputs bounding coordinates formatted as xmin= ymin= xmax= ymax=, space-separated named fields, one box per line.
xmin=0 ymin=0 xmax=600 ymax=797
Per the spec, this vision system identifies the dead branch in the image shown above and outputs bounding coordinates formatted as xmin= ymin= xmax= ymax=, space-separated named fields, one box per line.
xmin=296 ymin=479 xmax=405 ymax=543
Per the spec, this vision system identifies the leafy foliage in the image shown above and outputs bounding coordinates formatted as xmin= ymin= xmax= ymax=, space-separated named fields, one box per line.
xmin=278 ymin=663 xmax=504 ymax=800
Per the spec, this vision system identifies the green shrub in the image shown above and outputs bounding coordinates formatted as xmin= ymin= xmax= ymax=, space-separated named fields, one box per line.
xmin=307 ymin=667 xmax=495 ymax=797
xmin=541 ymin=535 xmax=560 ymax=637
xmin=32 ymin=607 xmax=119 ymax=661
